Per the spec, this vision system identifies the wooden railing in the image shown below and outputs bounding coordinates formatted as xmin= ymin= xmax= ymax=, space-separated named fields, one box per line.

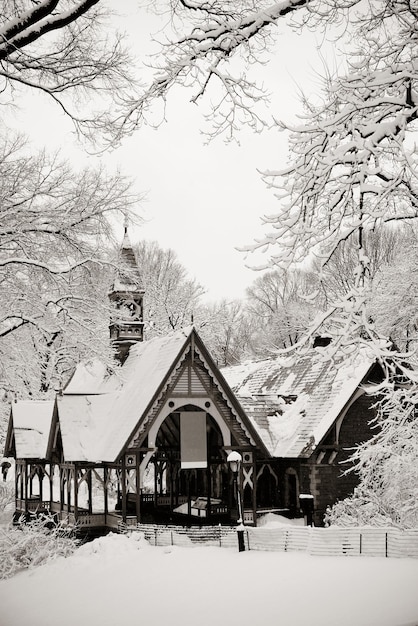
xmin=107 ymin=512 xmax=123 ymax=530
xmin=140 ymin=494 xmax=189 ymax=507
xmin=15 ymin=498 xmax=51 ymax=513
xmin=77 ymin=514 xmax=106 ymax=527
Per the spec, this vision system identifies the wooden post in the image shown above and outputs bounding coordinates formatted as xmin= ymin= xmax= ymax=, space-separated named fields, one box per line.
xmin=135 ymin=453 xmax=141 ymax=523
xmin=87 ymin=468 xmax=93 ymax=515
xmin=23 ymin=462 xmax=28 ymax=514
xmin=14 ymin=462 xmax=19 ymax=507
xmin=67 ymin=468 xmax=71 ymax=511
xmin=49 ymin=463 xmax=54 ymax=507
xmin=104 ymin=466 xmax=109 ymax=520
xmin=169 ymin=458 xmax=174 ymax=512
xmin=28 ymin=463 xmax=33 ymax=498
xmin=121 ymin=458 xmax=127 ymax=523
xmin=207 ymin=463 xmax=211 ymax=521
xmin=39 ymin=466 xmax=44 ymax=502
xmin=73 ymin=465 xmax=78 ymax=520
xmin=60 ymin=467 xmax=64 ymax=512
xmin=154 ymin=459 xmax=158 ymax=506
xmin=187 ymin=472 xmax=191 ymax=518
xmin=252 ymin=458 xmax=257 ymax=527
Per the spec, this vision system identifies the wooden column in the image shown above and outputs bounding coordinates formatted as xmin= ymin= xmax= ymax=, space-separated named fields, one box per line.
xmin=49 ymin=463 xmax=54 ymax=507
xmin=59 ymin=467 xmax=64 ymax=512
xmin=121 ymin=458 xmax=127 ymax=522
xmin=39 ymin=466 xmax=44 ymax=501
xmin=104 ymin=466 xmax=109 ymax=519
xmin=207 ymin=463 xmax=212 ymax=520
xmin=23 ymin=462 xmax=28 ymax=513
xmin=169 ymin=459 xmax=174 ymax=512
xmin=29 ymin=463 xmax=33 ymax=498
xmin=135 ymin=453 xmax=141 ymax=522
xmin=73 ymin=465 xmax=79 ymax=519
xmin=187 ymin=472 xmax=192 ymax=518
xmin=67 ymin=468 xmax=71 ymax=510
xmin=252 ymin=458 xmax=257 ymax=526
xmin=87 ymin=468 xmax=93 ymax=515
xmin=14 ymin=462 xmax=19 ymax=505
xmin=153 ymin=459 xmax=158 ymax=506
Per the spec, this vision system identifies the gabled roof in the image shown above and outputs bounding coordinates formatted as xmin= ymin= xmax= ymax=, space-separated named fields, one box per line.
xmin=52 ymin=325 xmax=267 ymax=463
xmin=6 ymin=401 xmax=54 ymax=459
xmin=222 ymin=346 xmax=377 ymax=458
xmin=57 ymin=327 xmax=193 ymax=462
xmin=6 ymin=327 xmax=378 ymax=465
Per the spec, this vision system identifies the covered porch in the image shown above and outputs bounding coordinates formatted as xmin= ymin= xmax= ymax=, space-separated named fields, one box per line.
xmin=12 ymin=450 xmax=281 ymax=531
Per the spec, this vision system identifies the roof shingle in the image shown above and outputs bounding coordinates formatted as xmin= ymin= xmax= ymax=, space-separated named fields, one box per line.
xmin=222 ymin=347 xmax=376 ymax=458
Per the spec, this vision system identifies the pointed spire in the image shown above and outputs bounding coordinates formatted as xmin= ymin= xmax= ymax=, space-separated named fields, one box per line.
xmin=109 ymin=220 xmax=145 ymax=363
xmin=110 ymin=220 xmax=142 ymax=294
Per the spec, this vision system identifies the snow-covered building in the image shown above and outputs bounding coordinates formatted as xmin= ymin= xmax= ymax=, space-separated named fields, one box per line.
xmin=3 ymin=234 xmax=382 ymax=530
xmin=223 ymin=344 xmax=382 ymax=524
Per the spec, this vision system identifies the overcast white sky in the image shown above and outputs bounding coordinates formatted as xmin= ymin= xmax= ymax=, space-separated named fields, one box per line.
xmin=10 ymin=3 xmax=339 ymax=302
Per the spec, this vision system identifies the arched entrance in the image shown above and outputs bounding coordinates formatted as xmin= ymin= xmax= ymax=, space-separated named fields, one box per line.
xmin=256 ymin=464 xmax=279 ymax=509
xmin=141 ymin=405 xmax=231 ymax=524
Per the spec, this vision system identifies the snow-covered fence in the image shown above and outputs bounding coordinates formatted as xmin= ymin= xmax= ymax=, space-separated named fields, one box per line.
xmin=121 ymin=523 xmax=418 ymax=557
xmin=245 ymin=526 xmax=418 ymax=558
xmin=246 ymin=527 xmax=310 ymax=552
xmin=120 ymin=522 xmax=237 ymax=548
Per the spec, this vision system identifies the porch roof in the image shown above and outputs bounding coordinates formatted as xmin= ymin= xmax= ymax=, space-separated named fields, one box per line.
xmin=222 ymin=345 xmax=376 ymax=458
xmin=58 ymin=327 xmax=193 ymax=462
xmin=10 ymin=400 xmax=54 ymax=459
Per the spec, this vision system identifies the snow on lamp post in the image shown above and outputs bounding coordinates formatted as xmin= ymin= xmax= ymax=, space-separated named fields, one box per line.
xmin=227 ymin=451 xmax=245 ymax=552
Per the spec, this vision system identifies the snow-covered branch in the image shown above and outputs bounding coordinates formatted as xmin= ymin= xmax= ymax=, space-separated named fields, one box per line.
xmin=0 ymin=1 xmax=138 ymax=145
xmin=116 ymin=0 xmax=307 ymax=141
xmin=0 ymin=133 xmax=140 ymax=396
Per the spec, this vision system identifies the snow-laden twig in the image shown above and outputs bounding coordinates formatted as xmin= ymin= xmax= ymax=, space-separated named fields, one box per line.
xmin=0 ymin=514 xmax=79 ymax=580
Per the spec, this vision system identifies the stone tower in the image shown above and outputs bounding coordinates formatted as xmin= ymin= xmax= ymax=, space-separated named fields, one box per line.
xmin=109 ymin=225 xmax=144 ymax=363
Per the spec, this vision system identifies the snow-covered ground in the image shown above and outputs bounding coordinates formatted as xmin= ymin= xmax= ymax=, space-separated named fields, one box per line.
xmin=0 ymin=531 xmax=418 ymax=626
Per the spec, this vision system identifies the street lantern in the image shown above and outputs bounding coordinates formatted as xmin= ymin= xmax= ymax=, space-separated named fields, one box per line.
xmin=227 ymin=451 xmax=245 ymax=552
xmin=227 ymin=451 xmax=242 ymax=474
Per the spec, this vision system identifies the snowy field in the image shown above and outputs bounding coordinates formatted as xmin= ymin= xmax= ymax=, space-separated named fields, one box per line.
xmin=0 ymin=531 xmax=418 ymax=626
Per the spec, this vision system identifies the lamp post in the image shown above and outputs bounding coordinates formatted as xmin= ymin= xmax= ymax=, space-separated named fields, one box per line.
xmin=227 ymin=451 xmax=245 ymax=552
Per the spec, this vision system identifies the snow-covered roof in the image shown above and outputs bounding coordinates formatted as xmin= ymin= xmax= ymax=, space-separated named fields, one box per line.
xmin=11 ymin=401 xmax=54 ymax=459
xmin=57 ymin=327 xmax=193 ymax=462
xmin=222 ymin=346 xmax=376 ymax=458
xmin=8 ymin=328 xmax=378 ymax=464
xmin=109 ymin=230 xmax=143 ymax=295
xmin=64 ymin=359 xmax=121 ymax=395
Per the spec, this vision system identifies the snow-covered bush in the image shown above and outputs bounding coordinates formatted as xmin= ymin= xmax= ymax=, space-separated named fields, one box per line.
xmin=324 ymin=492 xmax=396 ymax=528
xmin=0 ymin=515 xmax=79 ymax=580
xmin=0 ymin=481 xmax=14 ymax=513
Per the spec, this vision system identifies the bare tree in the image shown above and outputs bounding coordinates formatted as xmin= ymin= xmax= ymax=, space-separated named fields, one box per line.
xmin=197 ymin=298 xmax=253 ymax=366
xmin=0 ymin=1 xmax=138 ymax=144
xmin=246 ymin=268 xmax=317 ymax=353
xmin=0 ymin=133 xmax=140 ymax=398
xmin=135 ymin=240 xmax=204 ymax=336
xmin=316 ymin=227 xmax=404 ymax=304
